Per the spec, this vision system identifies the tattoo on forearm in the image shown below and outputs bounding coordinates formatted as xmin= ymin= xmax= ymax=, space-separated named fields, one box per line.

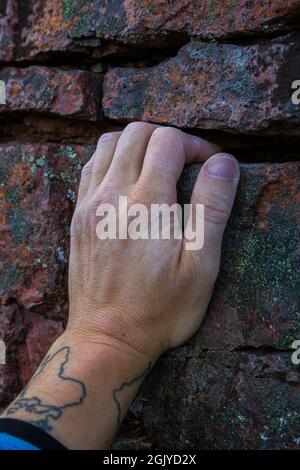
xmin=4 ymin=346 xmax=87 ymax=433
xmin=112 ymin=362 xmax=152 ymax=425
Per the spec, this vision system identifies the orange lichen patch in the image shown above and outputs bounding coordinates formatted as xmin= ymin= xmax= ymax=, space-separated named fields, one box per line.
xmin=257 ymin=182 xmax=280 ymax=230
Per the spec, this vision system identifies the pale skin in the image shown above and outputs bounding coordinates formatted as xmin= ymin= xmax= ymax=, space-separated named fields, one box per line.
xmin=1 ymin=123 xmax=240 ymax=449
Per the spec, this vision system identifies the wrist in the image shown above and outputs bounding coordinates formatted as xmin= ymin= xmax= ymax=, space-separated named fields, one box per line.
xmin=7 ymin=329 xmax=155 ymax=449
xmin=54 ymin=329 xmax=154 ymax=446
xmin=55 ymin=329 xmax=154 ymax=374
xmin=62 ymin=314 xmax=162 ymax=366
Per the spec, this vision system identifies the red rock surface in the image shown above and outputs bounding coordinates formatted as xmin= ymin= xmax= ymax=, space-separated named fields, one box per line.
xmin=0 ymin=143 xmax=94 ymax=402
xmin=1 ymin=0 xmax=299 ymax=62
xmin=104 ymin=38 xmax=300 ymax=134
xmin=0 ymin=67 xmax=102 ymax=120
xmin=17 ymin=0 xmax=102 ymax=61
xmin=66 ymin=0 xmax=300 ymax=45
xmin=179 ymin=163 xmax=300 ymax=351
xmin=0 ymin=0 xmax=18 ymax=62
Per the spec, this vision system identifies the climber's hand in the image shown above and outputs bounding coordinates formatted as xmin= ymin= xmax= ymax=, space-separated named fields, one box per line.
xmin=67 ymin=123 xmax=240 ymax=363
xmin=2 ymin=123 xmax=240 ymax=450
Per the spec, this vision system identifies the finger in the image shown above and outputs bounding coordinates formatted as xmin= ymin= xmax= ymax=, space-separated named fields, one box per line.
xmin=89 ymin=132 xmax=121 ymax=191
xmin=138 ymin=127 xmax=221 ymax=202
xmin=76 ymin=154 xmax=95 ymax=206
xmin=102 ymin=122 xmax=159 ymax=189
xmin=76 ymin=132 xmax=121 ymax=206
xmin=182 ymin=153 xmax=240 ymax=274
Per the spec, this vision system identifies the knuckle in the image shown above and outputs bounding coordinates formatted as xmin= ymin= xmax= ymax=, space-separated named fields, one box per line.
xmin=80 ymin=160 xmax=93 ymax=180
xmin=71 ymin=206 xmax=85 ymax=232
xmin=128 ymin=181 xmax=151 ymax=206
xmin=89 ymin=187 xmax=116 ymax=215
xmin=202 ymin=194 xmax=230 ymax=225
xmin=124 ymin=121 xmax=154 ymax=136
xmin=97 ymin=132 xmax=119 ymax=146
xmin=152 ymin=126 xmax=182 ymax=141
xmin=71 ymin=185 xmax=117 ymax=234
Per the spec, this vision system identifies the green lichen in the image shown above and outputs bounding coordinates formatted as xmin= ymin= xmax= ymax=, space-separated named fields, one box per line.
xmin=206 ymin=1 xmax=220 ymax=20
xmin=227 ymin=0 xmax=238 ymax=9
xmin=62 ymin=0 xmax=76 ymax=20
xmin=7 ymin=207 xmax=30 ymax=244
xmin=36 ymin=154 xmax=46 ymax=168
xmin=22 ymin=154 xmax=37 ymax=173
xmin=22 ymin=153 xmax=47 ymax=173
xmin=34 ymin=257 xmax=48 ymax=269
xmin=59 ymin=146 xmax=78 ymax=160
xmin=260 ymin=390 xmax=300 ymax=445
xmin=22 ymin=150 xmax=80 ymax=185
xmin=55 ymin=246 xmax=68 ymax=264
xmin=6 ymin=186 xmax=21 ymax=204
xmin=207 ymin=381 xmax=299 ymax=449
xmin=222 ymin=197 xmax=299 ymax=339
xmin=0 ymin=266 xmax=20 ymax=290
xmin=63 ymin=0 xmax=92 ymax=37
xmin=67 ymin=188 xmax=76 ymax=202
xmin=269 ymin=411 xmax=300 ymax=436
xmin=58 ymin=172 xmax=75 ymax=184
xmin=207 ymin=400 xmax=247 ymax=449
xmin=225 ymin=72 xmax=260 ymax=100
xmin=277 ymin=334 xmax=299 ymax=350
xmin=0 ymin=38 xmax=9 ymax=49
xmin=242 ymin=173 xmax=265 ymax=202
xmin=71 ymin=11 xmax=90 ymax=37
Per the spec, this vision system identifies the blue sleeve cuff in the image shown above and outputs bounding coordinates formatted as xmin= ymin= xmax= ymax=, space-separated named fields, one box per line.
xmin=0 ymin=419 xmax=66 ymax=450
xmin=0 ymin=432 xmax=40 ymax=450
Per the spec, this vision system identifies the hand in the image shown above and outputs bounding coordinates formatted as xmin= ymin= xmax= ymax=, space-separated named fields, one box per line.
xmin=67 ymin=123 xmax=240 ymax=363
xmin=2 ymin=123 xmax=240 ymax=449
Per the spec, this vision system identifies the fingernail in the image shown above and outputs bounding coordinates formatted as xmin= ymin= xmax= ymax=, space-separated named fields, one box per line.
xmin=206 ymin=156 xmax=239 ymax=180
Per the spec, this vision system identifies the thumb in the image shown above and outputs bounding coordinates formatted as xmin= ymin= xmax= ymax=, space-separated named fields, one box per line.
xmin=183 ymin=153 xmax=240 ymax=274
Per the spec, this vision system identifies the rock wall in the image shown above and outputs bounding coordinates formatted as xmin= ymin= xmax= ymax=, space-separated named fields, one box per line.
xmin=0 ymin=0 xmax=299 ymax=449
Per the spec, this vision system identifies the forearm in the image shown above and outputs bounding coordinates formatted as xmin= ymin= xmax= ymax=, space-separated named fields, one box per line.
xmin=1 ymin=331 xmax=153 ymax=449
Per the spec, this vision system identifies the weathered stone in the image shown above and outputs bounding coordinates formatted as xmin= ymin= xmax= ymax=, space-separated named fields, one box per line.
xmin=18 ymin=314 xmax=64 ymax=385
xmin=104 ymin=38 xmax=300 ymax=135
xmin=51 ymin=0 xmax=300 ymax=47
xmin=0 ymin=306 xmax=63 ymax=405
xmin=0 ymin=66 xmax=102 ymax=120
xmin=0 ymin=143 xmax=94 ymax=313
xmin=126 ymin=350 xmax=300 ymax=450
xmin=16 ymin=0 xmax=102 ymax=61
xmin=0 ymin=142 xmax=94 ymax=405
xmin=0 ymin=0 xmax=18 ymax=62
xmin=0 ymin=300 xmax=25 ymax=406
xmin=179 ymin=162 xmax=300 ymax=351
xmin=0 ymin=115 xmax=124 ymax=145
xmin=4 ymin=0 xmax=298 ymax=62
xmin=114 ymin=161 xmax=300 ymax=450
